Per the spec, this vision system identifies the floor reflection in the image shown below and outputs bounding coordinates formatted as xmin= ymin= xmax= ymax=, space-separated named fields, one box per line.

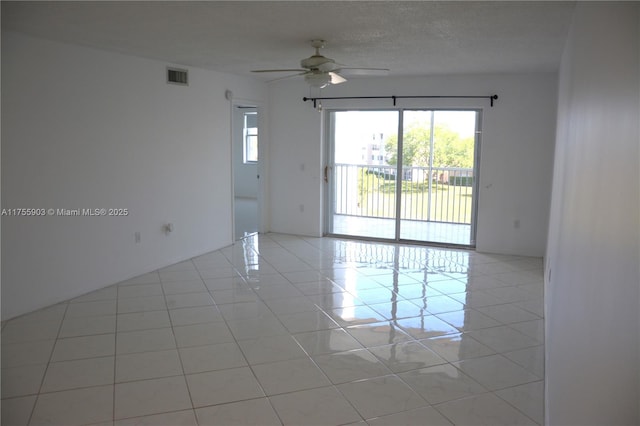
xmin=233 ymin=233 xmax=543 ymax=392
xmin=3 ymin=232 xmax=544 ymax=424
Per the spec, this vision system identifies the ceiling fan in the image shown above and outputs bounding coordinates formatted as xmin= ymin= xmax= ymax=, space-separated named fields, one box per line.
xmin=252 ymin=39 xmax=390 ymax=88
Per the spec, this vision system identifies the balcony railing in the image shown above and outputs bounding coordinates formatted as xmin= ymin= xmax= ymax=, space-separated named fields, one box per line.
xmin=333 ymin=164 xmax=474 ymax=224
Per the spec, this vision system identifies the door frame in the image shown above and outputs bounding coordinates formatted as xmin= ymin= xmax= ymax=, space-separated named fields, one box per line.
xmin=230 ymin=97 xmax=266 ymax=241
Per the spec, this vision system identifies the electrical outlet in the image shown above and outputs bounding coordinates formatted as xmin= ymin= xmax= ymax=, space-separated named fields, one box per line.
xmin=134 ymin=232 xmax=141 ymax=243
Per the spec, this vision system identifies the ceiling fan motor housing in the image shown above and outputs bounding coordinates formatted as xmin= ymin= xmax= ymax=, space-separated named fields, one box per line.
xmin=300 ymin=55 xmax=336 ymax=71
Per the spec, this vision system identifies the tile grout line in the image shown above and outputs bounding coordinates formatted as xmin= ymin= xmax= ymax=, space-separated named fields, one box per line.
xmin=187 ymin=246 xmax=286 ymax=424
xmin=219 ymin=234 xmax=302 ymax=425
xmin=28 ymin=300 xmax=70 ymax=426
xmin=160 ymin=260 xmax=199 ymax=425
xmin=112 ymin=283 xmax=120 ymax=424
xmin=491 ymin=380 xmax=544 ymax=425
xmin=207 ymin=235 xmax=292 ymax=425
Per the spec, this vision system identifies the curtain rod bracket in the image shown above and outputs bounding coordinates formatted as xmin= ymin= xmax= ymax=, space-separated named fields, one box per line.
xmin=302 ymin=97 xmax=317 ymax=108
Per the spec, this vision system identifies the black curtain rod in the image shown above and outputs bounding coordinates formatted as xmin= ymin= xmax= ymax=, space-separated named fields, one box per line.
xmin=302 ymin=94 xmax=498 ymax=108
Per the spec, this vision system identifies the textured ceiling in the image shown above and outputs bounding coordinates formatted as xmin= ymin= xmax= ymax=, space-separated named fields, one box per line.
xmin=2 ymin=1 xmax=576 ymax=80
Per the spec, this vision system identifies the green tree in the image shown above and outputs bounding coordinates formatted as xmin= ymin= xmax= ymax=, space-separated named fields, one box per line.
xmin=384 ymin=122 xmax=474 ymax=168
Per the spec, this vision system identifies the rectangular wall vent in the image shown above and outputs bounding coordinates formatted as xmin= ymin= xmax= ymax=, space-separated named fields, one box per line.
xmin=167 ymin=67 xmax=188 ymax=86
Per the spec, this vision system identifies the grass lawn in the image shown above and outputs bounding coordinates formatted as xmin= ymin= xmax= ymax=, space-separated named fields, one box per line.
xmin=355 ymin=174 xmax=473 ymax=224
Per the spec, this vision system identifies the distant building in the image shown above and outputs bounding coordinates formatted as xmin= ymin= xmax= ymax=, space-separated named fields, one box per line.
xmin=360 ymin=132 xmax=389 ymax=166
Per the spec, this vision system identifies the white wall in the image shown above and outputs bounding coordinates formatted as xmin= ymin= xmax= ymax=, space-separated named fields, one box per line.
xmin=268 ymin=73 xmax=557 ymax=256
xmin=268 ymin=81 xmax=326 ymax=237
xmin=545 ymin=3 xmax=640 ymax=425
xmin=1 ymin=32 xmax=267 ymax=320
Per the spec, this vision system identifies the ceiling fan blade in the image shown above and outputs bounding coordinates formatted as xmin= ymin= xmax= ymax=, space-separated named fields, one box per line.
xmin=329 ymin=72 xmax=347 ymax=85
xmin=334 ymin=67 xmax=390 ymax=76
xmin=266 ymin=71 xmax=309 ymax=83
xmin=251 ymin=69 xmax=307 ymax=73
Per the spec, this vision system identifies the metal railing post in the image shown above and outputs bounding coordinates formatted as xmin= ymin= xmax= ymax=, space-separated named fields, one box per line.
xmin=427 ymin=111 xmax=434 ymax=222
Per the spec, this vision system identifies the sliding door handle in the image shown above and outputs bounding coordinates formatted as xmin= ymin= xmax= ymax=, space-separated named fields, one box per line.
xmin=324 ymin=166 xmax=328 ymax=183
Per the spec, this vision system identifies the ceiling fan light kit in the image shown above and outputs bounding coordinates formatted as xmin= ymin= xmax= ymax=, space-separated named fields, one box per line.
xmin=304 ymin=72 xmax=332 ymax=88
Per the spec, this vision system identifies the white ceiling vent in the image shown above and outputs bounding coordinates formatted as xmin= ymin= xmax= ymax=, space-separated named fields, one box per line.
xmin=167 ymin=67 xmax=188 ymax=86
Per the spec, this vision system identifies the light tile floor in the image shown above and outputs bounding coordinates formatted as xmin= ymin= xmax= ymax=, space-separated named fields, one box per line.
xmin=1 ymin=233 xmax=544 ymax=425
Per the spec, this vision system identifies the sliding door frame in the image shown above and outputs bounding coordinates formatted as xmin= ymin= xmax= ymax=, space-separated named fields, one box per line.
xmin=324 ymin=107 xmax=482 ymax=248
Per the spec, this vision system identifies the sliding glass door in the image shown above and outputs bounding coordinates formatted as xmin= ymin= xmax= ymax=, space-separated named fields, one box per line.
xmin=327 ymin=111 xmax=399 ymax=240
xmin=326 ymin=109 xmax=480 ymax=246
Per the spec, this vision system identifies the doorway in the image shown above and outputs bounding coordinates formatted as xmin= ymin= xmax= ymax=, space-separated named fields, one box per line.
xmin=233 ymin=105 xmax=260 ymax=240
xmin=325 ymin=109 xmax=481 ymax=246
